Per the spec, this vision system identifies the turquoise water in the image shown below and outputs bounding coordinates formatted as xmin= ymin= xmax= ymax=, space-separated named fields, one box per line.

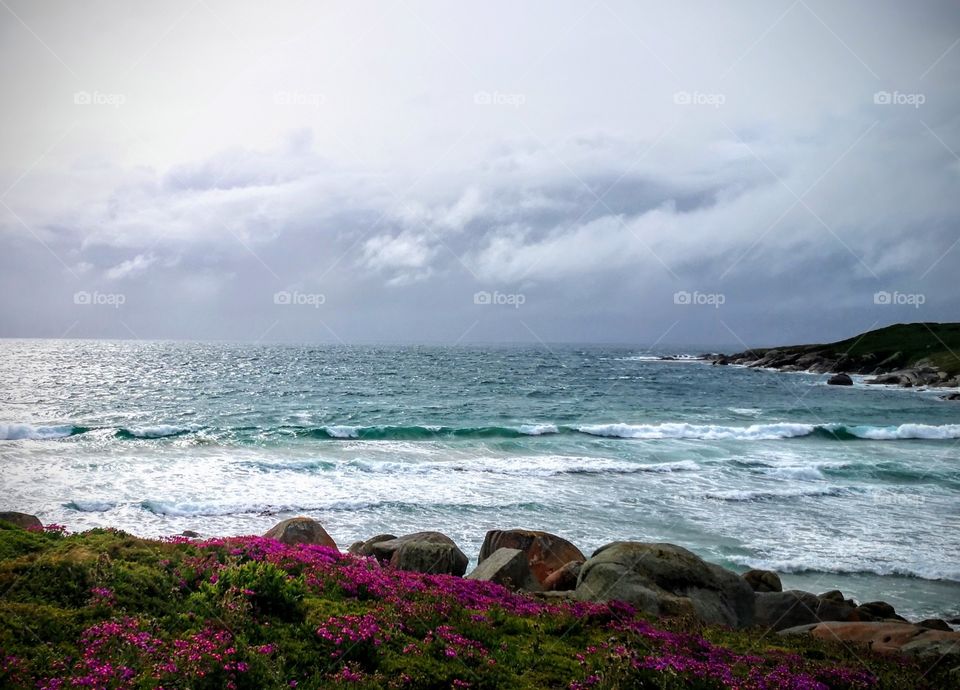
xmin=1 ymin=339 xmax=958 ymax=620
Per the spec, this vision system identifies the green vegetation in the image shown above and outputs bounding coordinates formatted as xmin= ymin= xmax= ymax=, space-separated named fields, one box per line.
xmin=743 ymin=322 xmax=960 ymax=376
xmin=0 ymin=522 xmax=951 ymax=689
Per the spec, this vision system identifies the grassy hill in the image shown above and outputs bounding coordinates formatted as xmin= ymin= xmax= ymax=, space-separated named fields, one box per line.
xmin=724 ymin=323 xmax=960 ymax=379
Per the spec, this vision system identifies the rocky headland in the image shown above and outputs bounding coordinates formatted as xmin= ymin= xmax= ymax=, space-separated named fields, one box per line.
xmin=705 ymin=322 xmax=960 ymax=393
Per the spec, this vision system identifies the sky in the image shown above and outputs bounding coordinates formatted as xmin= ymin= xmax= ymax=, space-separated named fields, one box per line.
xmin=0 ymin=0 xmax=958 ymax=347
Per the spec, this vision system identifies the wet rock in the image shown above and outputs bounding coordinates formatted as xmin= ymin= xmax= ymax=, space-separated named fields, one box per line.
xmin=180 ymin=530 xmax=200 ymax=538
xmin=466 ymin=547 xmax=540 ymax=590
xmin=917 ymin=619 xmax=952 ymax=632
xmin=827 ymin=373 xmax=853 ymax=386
xmin=263 ymin=517 xmax=338 ymax=550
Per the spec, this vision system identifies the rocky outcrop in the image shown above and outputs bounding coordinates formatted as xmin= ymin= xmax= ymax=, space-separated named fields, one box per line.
xmin=742 ymin=569 xmax=782 ymax=593
xmin=543 ymin=560 xmax=583 ymax=592
xmin=0 ymin=512 xmax=42 ymax=530
xmin=479 ymin=529 xmax=585 ymax=586
xmin=370 ymin=532 xmax=468 ymax=576
xmin=574 ymin=542 xmax=755 ymax=628
xmin=466 ymin=547 xmax=540 ymax=590
xmin=779 ymin=621 xmax=960 ymax=660
xmin=348 ymin=534 xmax=397 ymax=557
xmin=712 ymin=324 xmax=960 ymax=389
xmin=827 ymin=373 xmax=853 ymax=386
xmin=263 ymin=517 xmax=338 ymax=550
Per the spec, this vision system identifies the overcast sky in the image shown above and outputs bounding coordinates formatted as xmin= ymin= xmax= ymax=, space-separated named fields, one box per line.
xmin=1 ymin=1 xmax=958 ymax=347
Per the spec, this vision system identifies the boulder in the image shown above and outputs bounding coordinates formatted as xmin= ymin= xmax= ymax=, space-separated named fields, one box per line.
xmin=543 ymin=560 xmax=583 ymax=592
xmin=742 ymin=569 xmax=782 ymax=593
xmin=390 ymin=540 xmax=468 ymax=576
xmin=478 ymin=529 xmax=585 ymax=586
xmin=466 ymin=548 xmax=540 ymax=590
xmin=818 ymin=589 xmax=845 ymax=602
xmin=852 ymin=601 xmax=907 ymax=623
xmin=0 ymin=512 xmax=42 ymax=530
xmin=370 ymin=532 xmax=468 ymax=575
xmin=917 ymin=619 xmax=952 ymax=632
xmin=754 ymin=590 xmax=821 ymax=631
xmin=574 ymin=542 xmax=755 ymax=628
xmin=263 ymin=517 xmax=338 ymax=550
xmin=941 ymin=392 xmax=960 ymax=401
xmin=348 ymin=534 xmax=397 ymax=557
xmin=815 ymin=596 xmax=857 ymax=623
xmin=827 ymin=373 xmax=853 ymax=386
xmin=778 ymin=622 xmax=960 ymax=660
xmin=180 ymin=530 xmax=200 ymax=538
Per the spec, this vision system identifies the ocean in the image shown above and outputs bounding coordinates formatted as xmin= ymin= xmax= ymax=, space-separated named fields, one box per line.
xmin=1 ymin=339 xmax=958 ymax=620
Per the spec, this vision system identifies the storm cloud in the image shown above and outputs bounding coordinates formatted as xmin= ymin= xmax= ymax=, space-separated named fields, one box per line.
xmin=1 ymin=1 xmax=958 ymax=346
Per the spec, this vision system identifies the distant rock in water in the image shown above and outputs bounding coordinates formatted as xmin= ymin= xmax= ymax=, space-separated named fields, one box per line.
xmin=827 ymin=373 xmax=853 ymax=386
xmin=0 ymin=512 xmax=42 ymax=530
xmin=478 ymin=529 xmax=585 ymax=587
xmin=574 ymin=541 xmax=755 ymax=628
xmin=263 ymin=517 xmax=338 ymax=550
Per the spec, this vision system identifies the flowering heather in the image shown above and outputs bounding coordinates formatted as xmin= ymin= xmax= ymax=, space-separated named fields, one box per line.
xmin=0 ymin=524 xmax=944 ymax=689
